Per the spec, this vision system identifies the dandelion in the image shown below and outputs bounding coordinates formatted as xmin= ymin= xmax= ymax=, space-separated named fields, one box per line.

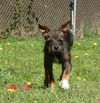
xmin=7 ymin=42 xmax=11 ymax=46
xmin=31 ymin=44 xmax=34 ymax=47
xmin=26 ymin=81 xmax=32 ymax=85
xmin=82 ymin=78 xmax=87 ymax=81
xmin=76 ymin=76 xmax=87 ymax=81
xmin=93 ymin=43 xmax=97 ymax=46
xmin=77 ymin=43 xmax=80 ymax=46
xmin=0 ymin=47 xmax=3 ymax=50
xmin=84 ymin=53 xmax=89 ymax=56
xmin=94 ymin=62 xmax=97 ymax=65
xmin=74 ymin=56 xmax=80 ymax=59
xmin=18 ymin=42 xmax=22 ymax=44
xmin=76 ymin=76 xmax=82 ymax=80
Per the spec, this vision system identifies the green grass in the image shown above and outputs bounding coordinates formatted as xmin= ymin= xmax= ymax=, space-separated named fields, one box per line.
xmin=0 ymin=35 xmax=100 ymax=103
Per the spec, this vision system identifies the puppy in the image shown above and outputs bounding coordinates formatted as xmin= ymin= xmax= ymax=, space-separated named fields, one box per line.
xmin=39 ymin=21 xmax=73 ymax=89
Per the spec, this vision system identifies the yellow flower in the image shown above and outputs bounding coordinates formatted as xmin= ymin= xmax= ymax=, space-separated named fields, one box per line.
xmin=82 ymin=78 xmax=87 ymax=81
xmin=76 ymin=76 xmax=87 ymax=81
xmin=7 ymin=43 xmax=11 ymax=45
xmin=26 ymin=81 xmax=32 ymax=85
xmin=74 ymin=56 xmax=80 ymax=59
xmin=7 ymin=89 xmax=16 ymax=92
xmin=84 ymin=53 xmax=89 ymax=56
xmin=31 ymin=44 xmax=34 ymax=47
xmin=94 ymin=62 xmax=97 ymax=65
xmin=76 ymin=76 xmax=82 ymax=80
xmin=0 ymin=47 xmax=3 ymax=50
xmin=77 ymin=43 xmax=80 ymax=45
xmin=18 ymin=42 xmax=22 ymax=44
xmin=93 ymin=43 xmax=97 ymax=46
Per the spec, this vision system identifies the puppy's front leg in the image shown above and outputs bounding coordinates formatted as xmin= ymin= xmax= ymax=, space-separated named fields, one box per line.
xmin=59 ymin=63 xmax=71 ymax=89
xmin=44 ymin=56 xmax=55 ymax=88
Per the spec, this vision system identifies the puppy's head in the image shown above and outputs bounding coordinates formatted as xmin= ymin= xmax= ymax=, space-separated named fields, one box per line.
xmin=39 ymin=21 xmax=72 ymax=53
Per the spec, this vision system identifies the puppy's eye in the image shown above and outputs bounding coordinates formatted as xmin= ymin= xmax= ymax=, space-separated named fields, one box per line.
xmin=46 ymin=38 xmax=53 ymax=42
xmin=58 ymin=38 xmax=64 ymax=42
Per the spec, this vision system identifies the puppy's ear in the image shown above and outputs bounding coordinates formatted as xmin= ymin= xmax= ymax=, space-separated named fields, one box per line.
xmin=38 ymin=24 xmax=50 ymax=37
xmin=59 ymin=21 xmax=71 ymax=34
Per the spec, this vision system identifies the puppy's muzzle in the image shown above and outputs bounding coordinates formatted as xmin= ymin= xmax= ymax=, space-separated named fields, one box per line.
xmin=52 ymin=45 xmax=60 ymax=52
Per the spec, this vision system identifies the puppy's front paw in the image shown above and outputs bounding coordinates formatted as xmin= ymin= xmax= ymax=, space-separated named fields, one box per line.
xmin=59 ymin=79 xmax=69 ymax=90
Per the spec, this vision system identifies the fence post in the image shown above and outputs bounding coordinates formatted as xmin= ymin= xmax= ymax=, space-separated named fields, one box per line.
xmin=70 ymin=0 xmax=77 ymax=36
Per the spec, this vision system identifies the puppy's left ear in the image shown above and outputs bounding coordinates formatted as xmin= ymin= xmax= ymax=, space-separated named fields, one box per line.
xmin=59 ymin=21 xmax=71 ymax=34
xmin=38 ymin=24 xmax=50 ymax=37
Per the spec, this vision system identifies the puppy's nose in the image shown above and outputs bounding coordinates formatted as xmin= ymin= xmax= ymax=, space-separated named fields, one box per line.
xmin=54 ymin=46 xmax=60 ymax=51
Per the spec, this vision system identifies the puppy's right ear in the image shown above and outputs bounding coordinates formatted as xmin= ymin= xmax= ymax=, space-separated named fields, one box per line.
xmin=59 ymin=21 xmax=71 ymax=34
xmin=38 ymin=24 xmax=50 ymax=37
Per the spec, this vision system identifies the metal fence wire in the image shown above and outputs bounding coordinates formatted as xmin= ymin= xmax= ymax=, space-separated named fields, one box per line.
xmin=0 ymin=0 xmax=100 ymax=37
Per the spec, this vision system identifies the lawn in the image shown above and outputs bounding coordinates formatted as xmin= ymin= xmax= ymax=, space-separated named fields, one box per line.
xmin=0 ymin=35 xmax=100 ymax=103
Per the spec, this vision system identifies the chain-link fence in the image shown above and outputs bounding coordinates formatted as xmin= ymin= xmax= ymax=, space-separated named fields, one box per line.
xmin=76 ymin=0 xmax=100 ymax=37
xmin=0 ymin=0 xmax=100 ymax=37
